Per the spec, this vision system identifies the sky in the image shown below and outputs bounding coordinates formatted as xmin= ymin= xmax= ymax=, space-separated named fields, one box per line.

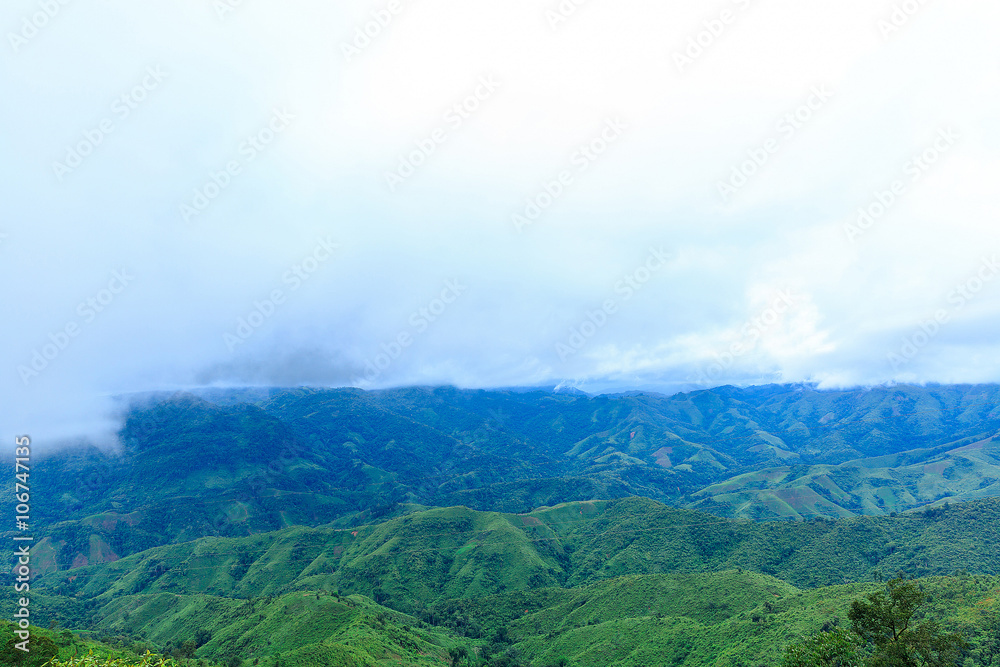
xmin=2 ymin=0 xmax=1000 ymax=449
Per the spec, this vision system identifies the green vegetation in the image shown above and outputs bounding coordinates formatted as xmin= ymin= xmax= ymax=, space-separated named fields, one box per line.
xmin=25 ymin=497 xmax=1000 ymax=624
xmin=0 ymin=621 xmax=167 ymax=667
xmin=5 ymin=384 xmax=1000 ymax=666
xmin=783 ymin=578 xmax=970 ymax=667
xmin=12 ymin=384 xmax=1000 ymax=576
xmin=10 ymin=500 xmax=1000 ymax=665
xmin=783 ymin=627 xmax=864 ymax=667
xmin=849 ymin=578 xmax=965 ymax=666
xmin=40 ymin=653 xmax=176 ymax=667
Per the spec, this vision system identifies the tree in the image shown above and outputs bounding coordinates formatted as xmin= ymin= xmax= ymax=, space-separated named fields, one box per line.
xmin=39 ymin=651 xmax=180 ymax=667
xmin=782 ymin=627 xmax=864 ymax=667
xmin=0 ymin=635 xmax=59 ymax=667
xmin=783 ymin=578 xmax=966 ymax=667
xmin=448 ymin=646 xmax=469 ymax=666
xmin=849 ymin=578 xmax=965 ymax=667
xmin=180 ymin=639 xmax=198 ymax=658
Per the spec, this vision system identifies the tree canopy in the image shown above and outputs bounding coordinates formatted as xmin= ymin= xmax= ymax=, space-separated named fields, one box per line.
xmin=783 ymin=578 xmax=966 ymax=667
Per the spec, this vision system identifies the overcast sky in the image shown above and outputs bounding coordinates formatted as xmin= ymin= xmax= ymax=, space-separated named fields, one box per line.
xmin=2 ymin=0 xmax=1000 ymax=448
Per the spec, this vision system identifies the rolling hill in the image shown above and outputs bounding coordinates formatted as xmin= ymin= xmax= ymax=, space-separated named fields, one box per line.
xmin=13 ymin=384 xmax=1000 ymax=575
xmin=11 ymin=498 xmax=1000 ymax=666
xmin=7 ymin=383 xmax=1000 ymax=665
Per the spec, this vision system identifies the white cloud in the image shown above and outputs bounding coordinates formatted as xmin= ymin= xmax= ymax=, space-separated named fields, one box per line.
xmin=2 ymin=0 xmax=1000 ymax=447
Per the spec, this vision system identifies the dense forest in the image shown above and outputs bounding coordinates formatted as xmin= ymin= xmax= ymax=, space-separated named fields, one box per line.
xmin=4 ymin=384 xmax=1000 ymax=666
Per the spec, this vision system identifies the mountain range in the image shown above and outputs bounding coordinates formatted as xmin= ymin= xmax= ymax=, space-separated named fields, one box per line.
xmin=7 ymin=383 xmax=1000 ymax=666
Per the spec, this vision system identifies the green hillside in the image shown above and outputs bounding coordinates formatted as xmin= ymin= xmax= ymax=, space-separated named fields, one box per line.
xmin=7 ymin=384 xmax=1000 ymax=666
xmin=91 ymin=592 xmax=475 ymax=667
xmin=503 ymin=573 xmax=1000 ymax=667
xmin=30 ymin=497 xmax=1000 ymax=616
xmin=0 ymin=594 xmax=473 ymax=667
xmin=13 ymin=569 xmax=1000 ymax=667
xmin=9 ymin=496 xmax=1000 ymax=665
xmin=691 ymin=435 xmax=1000 ymax=520
xmin=0 ymin=620 xmax=174 ymax=666
xmin=11 ymin=384 xmax=1000 ymax=577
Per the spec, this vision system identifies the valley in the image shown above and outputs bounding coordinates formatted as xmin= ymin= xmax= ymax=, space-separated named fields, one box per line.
xmin=6 ymin=383 xmax=1000 ymax=666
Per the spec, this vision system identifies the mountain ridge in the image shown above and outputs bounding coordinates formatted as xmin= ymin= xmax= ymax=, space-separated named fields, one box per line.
xmin=8 ymin=383 xmax=1000 ymax=575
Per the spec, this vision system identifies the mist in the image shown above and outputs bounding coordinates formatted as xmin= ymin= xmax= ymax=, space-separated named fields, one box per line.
xmin=3 ymin=0 xmax=1000 ymax=450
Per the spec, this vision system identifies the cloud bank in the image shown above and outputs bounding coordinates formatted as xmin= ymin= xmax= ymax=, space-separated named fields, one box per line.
xmin=2 ymin=0 xmax=999 ymax=448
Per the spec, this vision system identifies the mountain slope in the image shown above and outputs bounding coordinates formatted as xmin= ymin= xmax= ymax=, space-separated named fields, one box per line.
xmin=12 ymin=384 xmax=1000 ymax=576
xmin=28 ymin=497 xmax=1000 ymax=618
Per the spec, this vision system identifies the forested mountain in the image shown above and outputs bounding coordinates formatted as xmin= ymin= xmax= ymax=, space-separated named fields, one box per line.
xmin=6 ymin=383 xmax=1000 ymax=666
xmin=7 ymin=499 xmax=1000 ymax=666
xmin=17 ymin=384 xmax=1000 ymax=572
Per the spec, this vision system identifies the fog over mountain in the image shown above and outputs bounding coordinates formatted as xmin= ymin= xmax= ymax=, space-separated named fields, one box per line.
xmin=3 ymin=0 xmax=1000 ymax=449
